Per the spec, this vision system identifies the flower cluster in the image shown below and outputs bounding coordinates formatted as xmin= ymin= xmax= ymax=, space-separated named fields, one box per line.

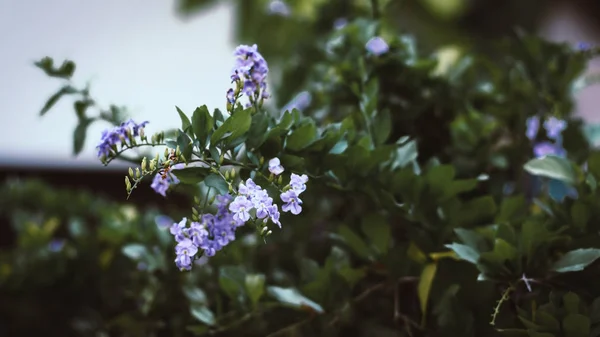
xmin=96 ymin=119 xmax=148 ymax=160
xmin=170 ymin=196 xmax=242 ymax=270
xmin=168 ymin=158 xmax=308 ymax=271
xmin=227 ymin=44 xmax=270 ymax=109
xmin=526 ymin=116 xmax=567 ymax=158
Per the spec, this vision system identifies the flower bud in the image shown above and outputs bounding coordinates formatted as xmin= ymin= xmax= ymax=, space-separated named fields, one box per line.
xmin=192 ymin=207 xmax=198 ymax=215
xmin=149 ymin=159 xmax=156 ymax=171
xmin=141 ymin=157 xmax=147 ymax=172
xmin=225 ymin=170 xmax=230 ymax=180
xmin=164 ymin=148 xmax=169 ymax=159
xmin=219 ymin=153 xmax=224 ymax=165
xmin=192 ymin=214 xmax=199 ymax=222
xmin=151 ymin=134 xmax=157 ymax=144
xmin=259 ymin=156 xmax=265 ymax=165
xmin=176 ymin=146 xmax=181 ymax=157
xmin=261 ymin=227 xmax=269 ymax=235
xmin=194 ymin=196 xmax=201 ymax=205
xmin=135 ymin=168 xmax=141 ymax=179
xmin=139 ymin=127 xmax=145 ymax=139
xmin=277 ymin=176 xmax=283 ymax=185
xmin=125 ymin=176 xmax=132 ymax=191
xmin=128 ymin=167 xmax=134 ymax=178
xmin=209 ymin=195 xmax=216 ymax=205
xmin=230 ymin=169 xmax=236 ymax=179
xmin=266 ymin=230 xmax=272 ymax=236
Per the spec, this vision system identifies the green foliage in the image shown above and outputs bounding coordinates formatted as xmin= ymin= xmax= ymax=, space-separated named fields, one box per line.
xmin=13 ymin=1 xmax=600 ymax=336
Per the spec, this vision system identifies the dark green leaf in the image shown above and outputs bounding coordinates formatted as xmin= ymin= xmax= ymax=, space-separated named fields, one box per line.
xmin=360 ymin=213 xmax=390 ymax=256
xmin=191 ymin=105 xmax=214 ymax=148
xmin=562 ymin=314 xmax=590 ymax=337
xmin=176 ymin=106 xmax=192 ymax=134
xmin=172 ymin=167 xmax=210 ymax=184
xmin=445 ymin=243 xmax=479 ymax=264
xmin=73 ymin=118 xmax=93 ymax=156
xmin=35 ymin=57 xmax=76 ymax=79
xmin=40 ymin=85 xmax=77 ymax=116
xmin=218 ymin=266 xmax=246 ymax=302
xmin=335 ymin=225 xmax=371 ymax=260
xmin=246 ymin=113 xmax=269 ymax=149
xmin=204 ymin=173 xmax=229 ymax=195
xmin=286 ymin=122 xmax=319 ymax=151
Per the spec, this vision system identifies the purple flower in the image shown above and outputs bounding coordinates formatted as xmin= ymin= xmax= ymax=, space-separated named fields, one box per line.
xmin=268 ymin=157 xmax=284 ymax=175
xmin=48 ymin=238 xmax=66 ymax=252
xmin=96 ymin=120 xmax=148 ymax=159
xmin=170 ymin=218 xmax=187 ymax=242
xmin=533 ymin=142 xmax=566 ymax=158
xmin=333 ymin=18 xmax=348 ymax=30
xmin=281 ymin=91 xmax=312 ymax=113
xmin=150 ymin=164 xmax=184 ymax=197
xmin=229 ymin=196 xmax=253 ymax=222
xmin=525 ymin=116 xmax=540 ymax=140
xmin=189 ymin=221 xmax=209 ymax=247
xmin=366 ymin=37 xmax=389 ymax=56
xmin=289 ymin=173 xmax=308 ymax=194
xmin=174 ymin=239 xmax=198 ymax=271
xmin=226 ymin=88 xmax=235 ymax=104
xmin=267 ymin=205 xmax=281 ymax=228
xmin=543 ymin=117 xmax=567 ymax=140
xmin=230 ymin=44 xmax=269 ymax=104
xmin=268 ymin=0 xmax=290 ymax=16
xmin=578 ymin=42 xmax=592 ymax=51
xmin=155 ymin=215 xmax=173 ymax=230
xmin=281 ymin=190 xmax=303 ymax=215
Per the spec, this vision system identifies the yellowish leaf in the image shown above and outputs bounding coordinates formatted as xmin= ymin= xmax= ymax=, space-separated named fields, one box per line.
xmin=418 ymin=262 xmax=438 ymax=327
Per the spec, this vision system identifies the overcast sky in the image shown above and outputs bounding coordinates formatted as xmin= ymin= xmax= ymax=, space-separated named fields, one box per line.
xmin=0 ymin=0 xmax=234 ymax=169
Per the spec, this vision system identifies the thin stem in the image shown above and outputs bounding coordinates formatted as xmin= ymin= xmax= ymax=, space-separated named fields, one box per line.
xmin=104 ymin=142 xmax=167 ymax=166
xmin=370 ymin=0 xmax=380 ymax=19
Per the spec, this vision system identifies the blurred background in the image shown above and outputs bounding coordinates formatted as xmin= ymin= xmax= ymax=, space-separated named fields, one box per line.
xmin=2 ymin=0 xmax=600 ymax=336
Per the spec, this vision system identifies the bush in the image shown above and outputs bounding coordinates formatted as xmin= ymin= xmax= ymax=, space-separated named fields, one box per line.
xmin=4 ymin=2 xmax=600 ymax=336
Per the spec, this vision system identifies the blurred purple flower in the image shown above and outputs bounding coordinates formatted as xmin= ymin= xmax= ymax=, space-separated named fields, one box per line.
xmin=333 ymin=18 xmax=348 ymax=30
xmin=366 ymin=37 xmax=389 ymax=56
xmin=525 ymin=116 xmax=540 ymax=140
xmin=281 ymin=91 xmax=312 ymax=113
xmin=48 ymin=238 xmax=66 ymax=252
xmin=268 ymin=0 xmax=290 ymax=16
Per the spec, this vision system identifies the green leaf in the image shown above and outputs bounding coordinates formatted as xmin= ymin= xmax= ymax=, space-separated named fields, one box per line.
xmin=35 ymin=57 xmax=76 ymax=79
xmin=267 ymin=286 xmax=324 ymax=314
xmin=445 ymin=243 xmax=479 ymax=264
xmin=497 ymin=195 xmax=527 ymax=223
xmin=246 ymin=113 xmax=269 ymax=150
xmin=534 ymin=310 xmax=560 ymax=332
xmin=122 ymin=244 xmax=148 ymax=260
xmin=204 ymin=173 xmax=229 ymax=195
xmin=454 ymin=228 xmax=488 ymax=252
xmin=372 ymin=109 xmax=392 ymax=145
xmin=40 ymin=85 xmax=77 ymax=116
xmin=218 ymin=266 xmax=246 ymax=302
xmin=73 ymin=118 xmax=93 ymax=156
xmin=176 ymin=106 xmax=192 ymax=133
xmin=286 ymin=122 xmax=319 ymax=151
xmin=245 ymin=274 xmax=266 ymax=307
xmin=211 ymin=108 xmax=252 ymax=146
xmin=563 ymin=292 xmax=580 ymax=314
xmin=551 ymin=248 xmax=600 ymax=273
xmin=570 ymin=201 xmax=590 ymax=230
xmin=191 ymin=105 xmax=214 ymax=148
xmin=172 ymin=167 xmax=210 ymax=184
xmin=562 ymin=314 xmax=590 ymax=337
xmin=360 ymin=213 xmax=390 ymax=255
xmin=524 ymin=156 xmax=577 ymax=184
xmin=336 ymin=225 xmax=371 ymax=260
xmin=190 ymin=305 xmax=216 ymax=326
xmin=527 ymin=331 xmax=555 ymax=337
xmin=183 ymin=287 xmax=208 ymax=305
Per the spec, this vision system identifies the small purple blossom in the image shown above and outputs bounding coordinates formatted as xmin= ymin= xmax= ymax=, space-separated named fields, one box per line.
xmin=170 ymin=218 xmax=188 ymax=242
xmin=543 ymin=117 xmax=567 ymax=140
xmin=333 ymin=18 xmax=348 ymax=30
xmin=269 ymin=157 xmax=284 ymax=175
xmin=150 ymin=163 xmax=184 ymax=197
xmin=525 ymin=116 xmax=540 ymax=140
xmin=48 ymin=238 xmax=66 ymax=252
xmin=366 ymin=37 xmax=389 ymax=56
xmin=174 ymin=239 xmax=198 ymax=271
xmin=229 ymin=196 xmax=253 ymax=222
xmin=155 ymin=215 xmax=173 ymax=230
xmin=289 ymin=173 xmax=308 ymax=194
xmin=533 ymin=142 xmax=566 ymax=158
xmin=268 ymin=0 xmax=290 ymax=16
xmin=578 ymin=42 xmax=592 ymax=51
xmin=281 ymin=189 xmax=303 ymax=215
xmin=267 ymin=205 xmax=281 ymax=228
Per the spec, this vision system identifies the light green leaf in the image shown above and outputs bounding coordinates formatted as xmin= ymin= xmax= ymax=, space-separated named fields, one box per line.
xmin=122 ymin=244 xmax=148 ymax=260
xmin=245 ymin=274 xmax=266 ymax=307
xmin=524 ymin=156 xmax=577 ymax=184
xmin=267 ymin=286 xmax=324 ymax=314
xmin=551 ymin=248 xmax=600 ymax=273
xmin=190 ymin=305 xmax=216 ymax=326
xmin=418 ymin=262 xmax=437 ymax=326
xmin=176 ymin=106 xmax=192 ymax=133
xmin=444 ymin=243 xmax=479 ymax=264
